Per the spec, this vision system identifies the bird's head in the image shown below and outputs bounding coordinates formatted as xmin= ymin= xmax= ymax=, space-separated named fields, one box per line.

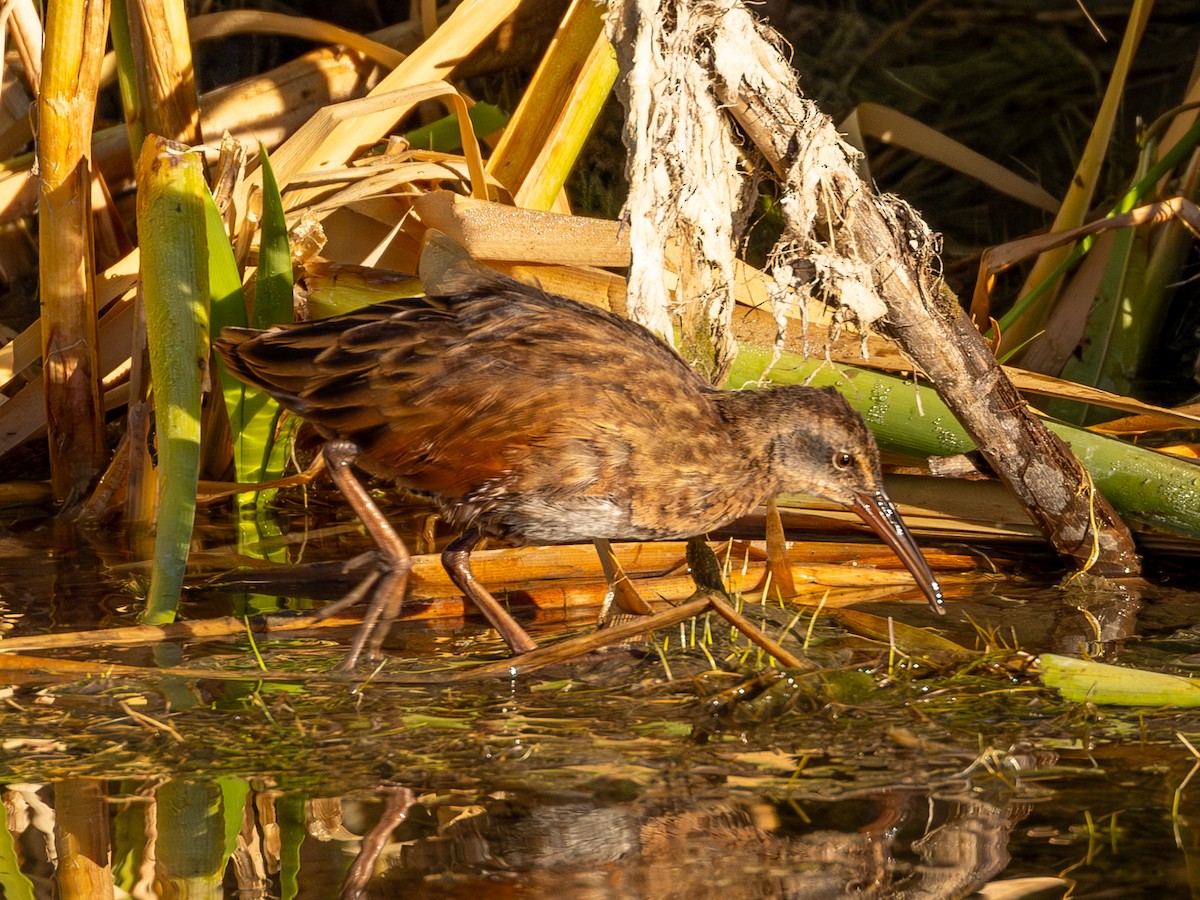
xmin=745 ymin=385 xmax=945 ymax=615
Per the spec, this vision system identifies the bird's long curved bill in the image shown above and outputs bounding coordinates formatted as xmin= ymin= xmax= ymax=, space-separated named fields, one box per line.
xmin=852 ymin=490 xmax=944 ymax=614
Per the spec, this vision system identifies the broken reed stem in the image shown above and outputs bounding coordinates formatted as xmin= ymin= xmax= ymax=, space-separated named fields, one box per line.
xmin=136 ymin=137 xmax=210 ymax=622
xmin=702 ymin=4 xmax=1140 ymax=576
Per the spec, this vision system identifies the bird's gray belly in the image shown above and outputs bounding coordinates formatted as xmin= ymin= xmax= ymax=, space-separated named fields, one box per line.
xmin=450 ymin=494 xmax=694 ymax=544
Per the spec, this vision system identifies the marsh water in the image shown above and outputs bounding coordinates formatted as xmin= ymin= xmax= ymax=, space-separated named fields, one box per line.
xmin=3 ymin=493 xmax=1200 ymax=898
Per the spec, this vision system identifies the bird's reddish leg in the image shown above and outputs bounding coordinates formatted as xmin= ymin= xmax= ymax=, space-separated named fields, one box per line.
xmin=442 ymin=529 xmax=539 ymax=654
xmin=320 ymin=439 xmax=411 ymax=670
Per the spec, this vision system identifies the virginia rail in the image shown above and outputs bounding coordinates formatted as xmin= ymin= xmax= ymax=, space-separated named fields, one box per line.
xmin=215 ymin=265 xmax=943 ymax=666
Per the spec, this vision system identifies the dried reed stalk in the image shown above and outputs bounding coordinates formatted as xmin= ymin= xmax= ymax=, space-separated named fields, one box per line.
xmin=36 ymin=0 xmax=111 ymax=504
xmin=123 ymin=0 xmax=203 ymax=145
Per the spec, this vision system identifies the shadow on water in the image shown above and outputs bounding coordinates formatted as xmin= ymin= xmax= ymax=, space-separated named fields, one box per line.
xmin=3 ymin=497 xmax=1200 ymax=897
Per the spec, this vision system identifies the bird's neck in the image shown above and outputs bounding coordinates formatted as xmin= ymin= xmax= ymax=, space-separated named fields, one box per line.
xmin=707 ymin=387 xmax=785 ymax=484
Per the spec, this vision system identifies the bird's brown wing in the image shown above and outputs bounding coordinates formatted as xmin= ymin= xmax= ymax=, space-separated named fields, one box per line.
xmin=214 ymin=276 xmax=726 ymax=509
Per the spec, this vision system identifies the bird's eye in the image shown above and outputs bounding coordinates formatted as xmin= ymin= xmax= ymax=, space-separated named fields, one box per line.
xmin=833 ymin=451 xmax=853 ymax=469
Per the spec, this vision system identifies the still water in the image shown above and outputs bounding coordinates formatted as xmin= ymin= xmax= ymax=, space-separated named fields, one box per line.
xmin=1 ymin=496 xmax=1200 ymax=898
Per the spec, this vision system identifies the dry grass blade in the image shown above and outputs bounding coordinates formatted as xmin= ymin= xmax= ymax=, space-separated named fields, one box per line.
xmin=970 ymin=197 xmax=1193 ymax=329
xmin=841 ymin=102 xmax=1059 ymax=213
xmin=487 ymin=0 xmax=617 ymax=210
xmin=1015 ymin=230 xmax=1115 ymax=376
xmin=0 ymin=266 xmax=139 ymax=460
xmin=1091 ymin=402 xmax=1200 ymax=436
xmin=0 ymin=1 xmax=37 ymax=161
xmin=2 ymin=535 xmax=975 ymax=658
xmin=1003 ymin=365 xmax=1200 ymax=430
xmin=239 ymin=0 xmax=520 ymax=222
xmin=252 ymin=81 xmax=489 ymax=226
xmin=0 ymin=45 xmax=380 ymax=227
xmin=0 ymin=649 xmax=353 ymax=683
xmin=5 ymin=0 xmax=41 ymax=89
xmin=118 ymin=700 xmax=185 ymax=741
xmin=0 ymin=252 xmax=139 ymax=386
xmin=188 ymin=11 xmax=405 ymax=69
xmin=197 ymin=457 xmax=326 ymax=504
